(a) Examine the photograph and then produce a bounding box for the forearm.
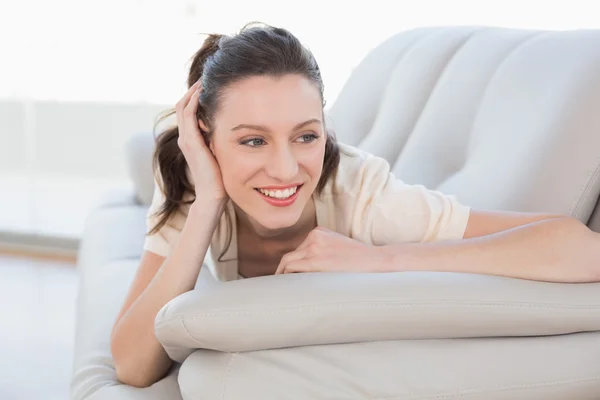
[112,201,225,386]
[380,217,600,283]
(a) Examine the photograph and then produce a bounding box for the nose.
[265,144,299,182]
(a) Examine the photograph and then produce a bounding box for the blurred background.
[0,0,598,399]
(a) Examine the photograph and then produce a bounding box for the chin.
[254,211,303,231]
[234,183,312,231]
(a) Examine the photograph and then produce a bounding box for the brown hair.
[147,22,341,247]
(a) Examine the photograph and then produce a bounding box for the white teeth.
[259,186,297,199]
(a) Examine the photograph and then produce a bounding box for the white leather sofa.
[71,26,600,400]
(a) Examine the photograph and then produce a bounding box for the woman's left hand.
[275,227,388,274]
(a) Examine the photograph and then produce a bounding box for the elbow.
[588,231,600,282]
[112,354,158,389]
[567,220,600,282]
[111,333,171,388]
[111,334,156,388]
[540,218,600,283]
[115,363,157,389]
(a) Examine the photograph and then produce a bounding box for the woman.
[110,23,600,388]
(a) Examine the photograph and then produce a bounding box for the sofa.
[71,26,600,400]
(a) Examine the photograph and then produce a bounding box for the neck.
[234,198,317,241]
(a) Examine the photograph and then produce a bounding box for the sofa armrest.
[72,237,183,399]
[155,271,600,360]
[124,131,156,207]
[72,355,181,400]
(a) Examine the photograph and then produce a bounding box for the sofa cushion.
[178,332,600,400]
[155,271,600,359]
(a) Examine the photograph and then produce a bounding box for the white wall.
[0,99,170,237]
[2,0,599,240]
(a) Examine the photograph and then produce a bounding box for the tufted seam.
[219,352,237,400]
[396,27,487,165]
[376,374,600,399]
[443,31,548,187]
[459,29,600,221]
[166,301,600,322]
[435,30,551,193]
[180,316,198,343]
[358,28,442,148]
[462,31,551,162]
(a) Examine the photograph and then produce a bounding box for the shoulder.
[319,143,472,244]
[315,142,394,237]
[324,142,392,197]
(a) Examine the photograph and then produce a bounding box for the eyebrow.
[231,118,322,133]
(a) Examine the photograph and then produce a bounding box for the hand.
[275,227,389,274]
[175,80,227,201]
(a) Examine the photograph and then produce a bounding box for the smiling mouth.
[254,184,302,200]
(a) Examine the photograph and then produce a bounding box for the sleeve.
[142,171,186,257]
[348,154,471,245]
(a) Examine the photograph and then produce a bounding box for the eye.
[296,133,319,143]
[241,138,266,147]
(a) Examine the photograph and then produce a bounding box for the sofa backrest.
[326,26,600,232]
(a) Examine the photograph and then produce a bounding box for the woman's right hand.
[175,80,228,202]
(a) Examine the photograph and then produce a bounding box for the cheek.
[298,144,326,178]
[216,151,260,190]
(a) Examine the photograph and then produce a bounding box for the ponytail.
[147,34,224,236]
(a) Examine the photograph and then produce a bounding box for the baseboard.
[0,231,79,263]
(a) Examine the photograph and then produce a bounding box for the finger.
[180,90,206,149]
[175,81,202,130]
[275,249,308,274]
[185,79,202,102]
[294,228,319,251]
[280,260,305,274]
[176,80,201,113]
[184,88,201,120]
[296,226,333,252]
[294,238,311,252]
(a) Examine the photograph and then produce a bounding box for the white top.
[143,143,471,282]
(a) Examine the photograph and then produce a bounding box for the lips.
[254,184,303,207]
[257,185,298,199]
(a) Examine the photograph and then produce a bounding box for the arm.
[379,210,600,283]
[110,201,225,388]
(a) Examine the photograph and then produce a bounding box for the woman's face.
[207,74,326,232]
